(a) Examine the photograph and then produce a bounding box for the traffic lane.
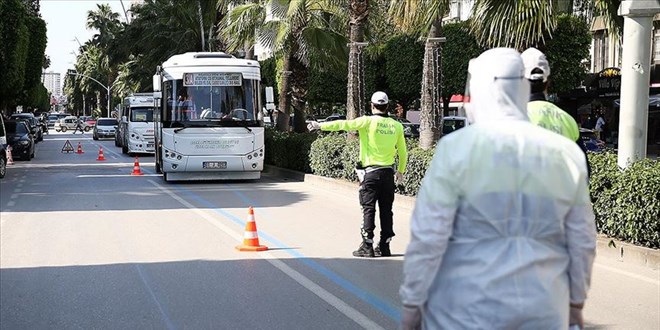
[0,206,370,329]
[1,141,307,213]
[583,256,660,329]
[163,176,409,325]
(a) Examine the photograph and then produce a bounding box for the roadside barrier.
[76,142,84,154]
[236,207,269,252]
[96,147,106,161]
[6,146,14,165]
[130,156,143,176]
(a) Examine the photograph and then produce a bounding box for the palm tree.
[346,0,369,120]
[222,0,347,132]
[389,0,449,150]
[470,0,622,50]
[86,4,122,50]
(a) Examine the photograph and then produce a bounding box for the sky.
[41,0,130,79]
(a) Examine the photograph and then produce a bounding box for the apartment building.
[41,71,61,97]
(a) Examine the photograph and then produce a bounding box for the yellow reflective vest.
[527,101,580,142]
[320,115,408,173]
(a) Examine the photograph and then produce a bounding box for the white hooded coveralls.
[400,48,596,329]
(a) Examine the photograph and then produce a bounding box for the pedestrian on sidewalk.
[399,48,596,330]
[521,47,591,177]
[308,92,408,258]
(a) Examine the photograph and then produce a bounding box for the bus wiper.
[237,122,252,132]
[174,126,188,133]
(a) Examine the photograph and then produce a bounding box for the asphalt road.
[0,131,658,329]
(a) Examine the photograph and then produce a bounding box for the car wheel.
[93,134,98,140]
[84,126,91,132]
[155,159,162,174]
[0,155,6,178]
[55,129,61,132]
[122,145,128,154]
[61,126,67,132]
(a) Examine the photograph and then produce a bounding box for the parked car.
[10,113,43,142]
[323,114,346,122]
[5,120,35,160]
[0,116,7,178]
[93,118,118,140]
[80,116,97,127]
[579,128,606,152]
[391,116,420,138]
[55,116,91,132]
[441,116,470,136]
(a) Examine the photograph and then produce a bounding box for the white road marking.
[7,201,15,207]
[10,194,18,199]
[77,174,161,178]
[594,263,660,286]
[149,180,384,330]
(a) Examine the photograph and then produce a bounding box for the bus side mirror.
[153,74,161,92]
[122,116,127,122]
[153,91,162,99]
[265,87,274,103]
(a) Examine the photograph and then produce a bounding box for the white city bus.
[116,93,156,155]
[152,52,264,182]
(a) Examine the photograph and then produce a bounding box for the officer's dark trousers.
[358,168,395,243]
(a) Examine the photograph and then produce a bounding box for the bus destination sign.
[183,72,242,87]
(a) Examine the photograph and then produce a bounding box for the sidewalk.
[265,165,660,271]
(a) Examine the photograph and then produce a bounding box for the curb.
[596,235,660,270]
[265,165,660,270]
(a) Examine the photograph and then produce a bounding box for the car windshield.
[161,76,260,128]
[442,119,465,135]
[97,119,117,126]
[6,122,28,135]
[48,115,57,120]
[130,107,153,122]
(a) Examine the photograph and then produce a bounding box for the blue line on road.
[170,185,401,323]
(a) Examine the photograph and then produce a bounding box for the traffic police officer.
[309,91,408,257]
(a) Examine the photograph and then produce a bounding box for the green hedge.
[264,128,317,173]
[265,133,660,248]
[589,152,660,248]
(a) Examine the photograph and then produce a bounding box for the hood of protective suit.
[465,48,529,123]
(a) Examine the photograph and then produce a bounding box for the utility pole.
[617,0,660,168]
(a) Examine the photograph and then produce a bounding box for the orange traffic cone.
[96,147,106,161]
[76,142,84,154]
[6,146,14,165]
[130,156,143,175]
[236,207,268,252]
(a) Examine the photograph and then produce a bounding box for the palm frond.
[470,0,556,50]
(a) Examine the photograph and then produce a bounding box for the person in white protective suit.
[399,48,596,330]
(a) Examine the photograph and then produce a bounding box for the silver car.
[93,118,118,140]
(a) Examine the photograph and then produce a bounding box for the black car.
[10,113,43,142]
[391,117,420,138]
[5,120,35,161]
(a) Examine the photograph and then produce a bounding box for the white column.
[617,0,660,168]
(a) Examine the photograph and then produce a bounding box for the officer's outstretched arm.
[319,117,368,132]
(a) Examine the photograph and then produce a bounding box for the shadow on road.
[0,258,403,330]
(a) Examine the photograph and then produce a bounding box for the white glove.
[395,171,404,185]
[569,305,584,329]
[401,305,422,330]
[307,121,321,131]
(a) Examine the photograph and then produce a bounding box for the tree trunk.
[290,57,308,133]
[276,52,293,132]
[419,18,443,150]
[346,0,369,121]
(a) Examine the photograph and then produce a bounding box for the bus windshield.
[131,107,154,122]
[161,78,259,127]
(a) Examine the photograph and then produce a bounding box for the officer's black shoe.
[352,242,375,258]
[374,242,391,257]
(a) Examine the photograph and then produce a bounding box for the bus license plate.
[203,161,227,169]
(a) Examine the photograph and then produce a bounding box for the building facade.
[41,71,61,97]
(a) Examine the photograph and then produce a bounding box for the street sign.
[61,140,74,153]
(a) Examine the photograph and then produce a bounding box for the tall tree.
[346,0,369,121]
[389,0,449,149]
[223,0,347,132]
[470,0,622,50]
